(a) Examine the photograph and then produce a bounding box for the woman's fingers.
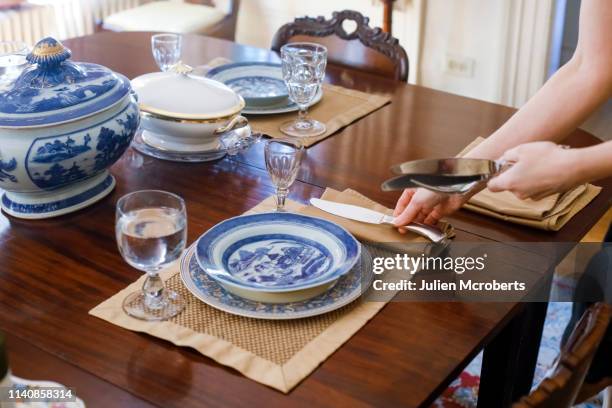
[500,145,521,163]
[393,200,423,227]
[423,207,443,225]
[393,189,415,216]
[487,170,514,192]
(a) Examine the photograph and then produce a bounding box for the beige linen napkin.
[460,137,601,231]
[200,58,391,147]
[90,190,440,393]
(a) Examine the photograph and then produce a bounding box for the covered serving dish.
[131,63,248,159]
[0,37,139,219]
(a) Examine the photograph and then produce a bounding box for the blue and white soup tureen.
[0,37,139,219]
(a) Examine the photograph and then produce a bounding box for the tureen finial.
[27,37,71,68]
[170,61,193,76]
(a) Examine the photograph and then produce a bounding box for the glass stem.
[276,187,288,212]
[298,106,308,122]
[142,271,166,310]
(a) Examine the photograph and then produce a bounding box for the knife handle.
[382,215,447,243]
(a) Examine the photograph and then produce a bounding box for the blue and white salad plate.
[206,62,323,115]
[195,212,361,302]
[181,242,372,319]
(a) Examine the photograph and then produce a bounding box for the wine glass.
[151,34,182,72]
[116,190,187,321]
[280,42,327,138]
[264,139,304,211]
[0,41,28,82]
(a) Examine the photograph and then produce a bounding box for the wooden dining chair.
[513,303,612,408]
[271,9,409,82]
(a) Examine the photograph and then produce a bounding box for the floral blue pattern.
[25,106,138,190]
[0,157,18,183]
[181,244,372,319]
[225,76,288,98]
[196,212,361,292]
[224,235,332,287]
[0,37,131,128]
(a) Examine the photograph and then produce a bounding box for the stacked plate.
[180,212,371,319]
[206,62,323,115]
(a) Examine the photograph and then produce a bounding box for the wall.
[418,0,509,103]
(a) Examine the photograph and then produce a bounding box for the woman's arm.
[465,0,612,161]
[393,0,612,227]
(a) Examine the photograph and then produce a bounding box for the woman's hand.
[392,188,471,229]
[487,142,583,200]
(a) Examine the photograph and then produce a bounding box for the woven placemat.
[90,197,399,393]
[248,84,390,147]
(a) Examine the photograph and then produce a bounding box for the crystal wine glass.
[0,41,28,81]
[151,33,182,72]
[264,139,304,211]
[280,42,327,138]
[116,190,187,321]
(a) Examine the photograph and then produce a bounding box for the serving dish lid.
[0,37,131,128]
[131,63,245,120]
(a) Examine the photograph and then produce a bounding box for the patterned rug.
[432,302,602,408]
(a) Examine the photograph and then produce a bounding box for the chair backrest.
[271,10,409,82]
[513,303,612,408]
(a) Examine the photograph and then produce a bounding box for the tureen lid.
[0,37,131,128]
[131,63,244,120]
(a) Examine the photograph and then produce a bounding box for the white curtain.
[23,0,143,40]
[0,4,55,45]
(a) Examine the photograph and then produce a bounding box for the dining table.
[0,31,610,408]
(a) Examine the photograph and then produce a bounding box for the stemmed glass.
[151,34,182,72]
[280,42,328,138]
[116,190,187,321]
[0,41,28,81]
[264,139,304,211]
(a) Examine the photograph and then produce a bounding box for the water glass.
[0,41,28,81]
[151,33,182,72]
[280,42,327,138]
[116,190,187,321]
[264,139,304,211]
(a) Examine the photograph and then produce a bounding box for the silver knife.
[309,198,447,243]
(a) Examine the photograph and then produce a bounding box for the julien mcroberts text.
[371,254,526,292]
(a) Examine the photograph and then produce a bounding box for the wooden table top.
[0,32,610,408]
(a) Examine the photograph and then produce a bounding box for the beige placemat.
[89,189,436,393]
[201,58,391,147]
[249,84,390,147]
[459,137,601,231]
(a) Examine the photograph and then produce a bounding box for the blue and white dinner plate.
[206,62,323,115]
[181,242,372,319]
[195,212,361,294]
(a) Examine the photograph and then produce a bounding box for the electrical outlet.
[443,54,475,78]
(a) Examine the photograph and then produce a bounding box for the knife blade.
[309,198,447,243]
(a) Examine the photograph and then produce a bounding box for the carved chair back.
[272,10,409,82]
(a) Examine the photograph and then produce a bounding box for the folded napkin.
[299,188,454,242]
[460,137,601,231]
